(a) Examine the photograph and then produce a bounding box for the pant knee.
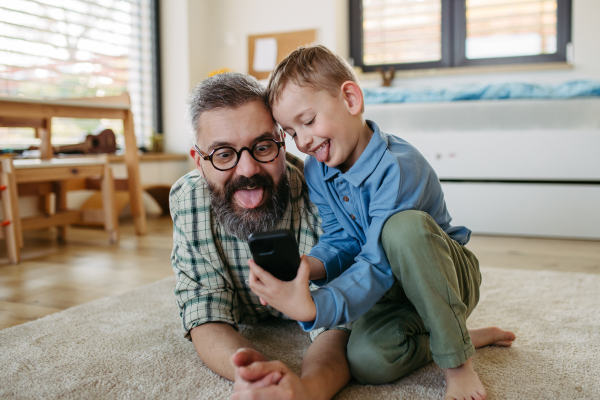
[347,333,429,384]
[347,337,399,384]
[381,211,437,276]
[382,210,431,251]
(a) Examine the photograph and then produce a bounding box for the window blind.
[362,0,442,66]
[466,0,558,59]
[0,0,154,148]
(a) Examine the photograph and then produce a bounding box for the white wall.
[159,0,191,155]
[190,0,348,84]
[567,0,600,80]
[160,0,349,156]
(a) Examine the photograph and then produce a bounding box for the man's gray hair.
[187,72,269,142]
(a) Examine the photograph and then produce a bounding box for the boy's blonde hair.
[267,44,363,111]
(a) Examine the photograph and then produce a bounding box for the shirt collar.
[322,120,388,187]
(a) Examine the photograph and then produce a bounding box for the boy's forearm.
[190,322,258,380]
[301,329,351,400]
[307,256,327,280]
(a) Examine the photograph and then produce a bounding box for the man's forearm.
[301,329,351,400]
[190,322,258,381]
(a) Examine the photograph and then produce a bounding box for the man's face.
[190,100,289,239]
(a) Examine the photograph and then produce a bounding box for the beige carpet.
[1,266,599,400]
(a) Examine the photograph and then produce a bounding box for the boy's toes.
[470,327,516,348]
[493,330,516,346]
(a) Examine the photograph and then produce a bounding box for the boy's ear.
[340,81,364,116]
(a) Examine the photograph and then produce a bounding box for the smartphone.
[248,229,301,282]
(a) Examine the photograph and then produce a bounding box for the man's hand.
[231,360,313,400]
[248,255,317,322]
[231,348,282,393]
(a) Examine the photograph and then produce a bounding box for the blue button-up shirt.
[301,120,471,331]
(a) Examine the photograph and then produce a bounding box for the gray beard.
[207,172,291,241]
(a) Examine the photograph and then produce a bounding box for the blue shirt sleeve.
[305,157,361,285]
[301,158,408,330]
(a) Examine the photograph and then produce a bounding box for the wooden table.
[0,96,146,235]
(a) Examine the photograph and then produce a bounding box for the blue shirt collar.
[322,120,388,187]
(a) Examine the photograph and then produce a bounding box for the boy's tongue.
[315,141,330,163]
[234,188,264,209]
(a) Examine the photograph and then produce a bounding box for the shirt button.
[343,196,349,202]
[350,214,356,220]
[245,279,250,285]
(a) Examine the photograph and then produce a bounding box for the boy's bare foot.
[442,328,515,399]
[469,326,516,348]
[443,358,486,400]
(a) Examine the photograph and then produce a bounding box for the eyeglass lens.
[211,139,280,170]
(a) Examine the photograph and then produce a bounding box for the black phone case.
[248,229,301,281]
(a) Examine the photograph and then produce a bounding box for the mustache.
[223,174,274,197]
[207,172,291,241]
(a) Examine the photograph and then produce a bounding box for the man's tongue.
[315,141,330,163]
[234,188,264,209]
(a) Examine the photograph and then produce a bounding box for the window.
[350,0,572,71]
[0,0,161,151]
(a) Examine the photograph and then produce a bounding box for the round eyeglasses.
[194,138,285,171]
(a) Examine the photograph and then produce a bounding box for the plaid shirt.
[170,154,322,339]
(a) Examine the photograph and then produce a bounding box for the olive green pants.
[347,210,482,384]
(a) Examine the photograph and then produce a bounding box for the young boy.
[248,45,515,400]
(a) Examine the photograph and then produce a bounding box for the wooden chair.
[0,156,22,264]
[1,156,119,264]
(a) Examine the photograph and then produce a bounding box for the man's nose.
[235,148,261,178]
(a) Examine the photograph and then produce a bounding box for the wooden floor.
[1,217,599,330]
[0,217,174,330]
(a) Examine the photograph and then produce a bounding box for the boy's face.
[273,83,363,172]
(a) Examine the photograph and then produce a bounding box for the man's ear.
[340,81,364,116]
[276,125,286,142]
[189,146,204,178]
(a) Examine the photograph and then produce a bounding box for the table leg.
[38,118,55,220]
[6,161,22,249]
[39,118,53,160]
[102,164,119,243]
[123,110,147,235]
[54,181,68,242]
[39,194,52,216]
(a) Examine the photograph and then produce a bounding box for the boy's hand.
[248,255,317,322]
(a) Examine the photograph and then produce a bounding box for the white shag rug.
[1,267,599,400]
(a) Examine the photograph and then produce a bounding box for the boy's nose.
[235,148,261,178]
[296,132,313,152]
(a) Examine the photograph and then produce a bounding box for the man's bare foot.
[469,327,516,348]
[444,358,486,400]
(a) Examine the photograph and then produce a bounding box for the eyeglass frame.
[194,136,286,172]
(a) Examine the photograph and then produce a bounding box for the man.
[170,72,351,399]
